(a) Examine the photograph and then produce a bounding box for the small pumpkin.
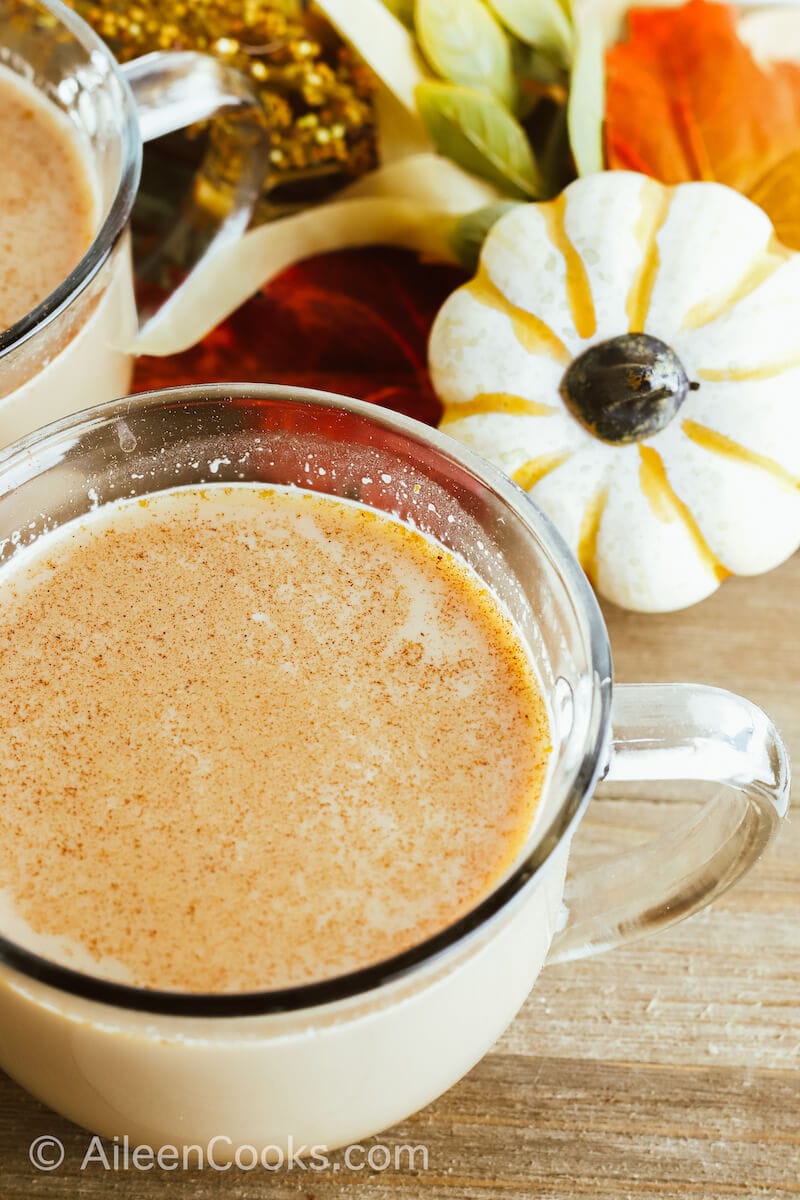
[429,171,800,612]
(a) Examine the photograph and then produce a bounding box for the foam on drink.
[0,64,97,332]
[0,484,551,993]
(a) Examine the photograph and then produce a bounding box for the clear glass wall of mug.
[0,384,788,1151]
[0,0,268,447]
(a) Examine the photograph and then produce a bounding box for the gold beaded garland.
[69,0,378,201]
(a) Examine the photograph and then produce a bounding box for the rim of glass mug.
[0,383,615,1020]
[0,0,141,361]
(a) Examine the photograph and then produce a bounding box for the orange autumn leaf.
[134,249,464,426]
[605,0,800,248]
[747,149,800,251]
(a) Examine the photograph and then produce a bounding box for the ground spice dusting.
[0,484,550,993]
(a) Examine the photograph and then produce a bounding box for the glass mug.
[0,384,788,1154]
[0,0,268,447]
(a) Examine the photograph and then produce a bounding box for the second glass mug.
[0,0,269,447]
[0,383,789,1154]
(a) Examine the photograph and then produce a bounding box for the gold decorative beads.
[69,0,378,203]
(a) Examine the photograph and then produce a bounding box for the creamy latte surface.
[0,484,550,992]
[0,64,97,332]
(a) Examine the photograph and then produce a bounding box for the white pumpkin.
[429,171,800,612]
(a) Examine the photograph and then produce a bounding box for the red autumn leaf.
[605,0,800,247]
[133,248,466,427]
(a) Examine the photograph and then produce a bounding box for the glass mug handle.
[549,683,790,963]
[120,52,270,343]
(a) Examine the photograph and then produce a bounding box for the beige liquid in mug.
[0,64,134,445]
[0,484,551,994]
[0,64,97,332]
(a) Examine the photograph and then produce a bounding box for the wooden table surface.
[0,553,797,1198]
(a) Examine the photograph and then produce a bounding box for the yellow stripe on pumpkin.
[539,193,597,341]
[512,452,572,492]
[638,445,729,582]
[681,237,791,332]
[626,180,673,333]
[682,419,800,493]
[465,273,570,363]
[440,393,557,427]
[577,487,609,585]
[697,354,800,382]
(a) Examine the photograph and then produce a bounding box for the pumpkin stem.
[560,333,692,444]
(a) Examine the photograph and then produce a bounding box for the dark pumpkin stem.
[560,333,693,445]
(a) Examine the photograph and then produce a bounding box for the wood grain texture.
[0,553,796,1198]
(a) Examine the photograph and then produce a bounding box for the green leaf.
[487,0,574,65]
[381,0,415,28]
[415,0,516,109]
[448,201,521,271]
[416,80,542,199]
